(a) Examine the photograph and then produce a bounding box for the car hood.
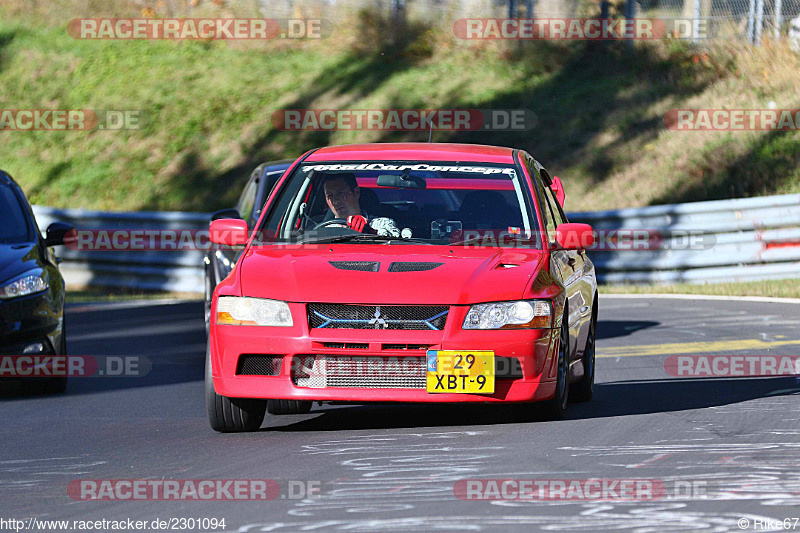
[0,243,41,285]
[239,245,545,305]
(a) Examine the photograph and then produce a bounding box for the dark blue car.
[0,170,72,393]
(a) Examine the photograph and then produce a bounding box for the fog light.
[22,342,46,355]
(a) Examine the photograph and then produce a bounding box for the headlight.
[463,300,551,329]
[0,270,49,300]
[216,297,293,327]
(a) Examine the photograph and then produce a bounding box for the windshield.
[256,161,540,248]
[0,185,34,244]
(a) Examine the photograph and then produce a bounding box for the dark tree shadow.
[0,29,15,72]
[139,34,723,212]
[596,320,659,340]
[27,161,72,198]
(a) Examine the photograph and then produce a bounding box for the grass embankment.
[1,1,799,213]
[601,280,800,299]
[65,287,201,303]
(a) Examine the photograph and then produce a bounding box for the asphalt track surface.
[2,295,800,532]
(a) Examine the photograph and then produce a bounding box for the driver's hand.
[347,215,368,232]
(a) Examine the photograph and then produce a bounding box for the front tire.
[540,316,570,420]
[570,313,596,402]
[205,346,266,432]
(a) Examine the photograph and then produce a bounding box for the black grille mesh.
[308,304,449,330]
[292,355,426,389]
[236,355,283,376]
[329,261,380,272]
[388,262,444,272]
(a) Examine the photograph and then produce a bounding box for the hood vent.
[329,261,380,272]
[388,262,444,272]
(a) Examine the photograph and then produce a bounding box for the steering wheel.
[312,218,350,230]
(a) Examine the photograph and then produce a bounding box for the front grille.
[308,304,449,330]
[329,261,380,272]
[388,262,444,272]
[292,355,426,389]
[236,355,283,376]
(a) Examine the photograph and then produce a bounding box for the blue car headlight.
[0,270,49,300]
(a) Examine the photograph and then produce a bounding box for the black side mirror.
[44,222,73,247]
[211,208,242,221]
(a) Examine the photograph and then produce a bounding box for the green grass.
[1,5,800,212]
[601,280,800,299]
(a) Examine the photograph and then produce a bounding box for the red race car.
[206,143,598,432]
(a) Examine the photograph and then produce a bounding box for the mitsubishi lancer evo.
[205,143,598,432]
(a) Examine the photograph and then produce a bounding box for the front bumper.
[210,303,559,403]
[0,290,63,356]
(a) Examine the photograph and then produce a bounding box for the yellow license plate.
[426,350,494,394]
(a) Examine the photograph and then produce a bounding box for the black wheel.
[205,346,267,432]
[267,399,313,415]
[540,315,570,420]
[570,313,596,403]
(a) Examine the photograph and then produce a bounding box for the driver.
[322,173,400,237]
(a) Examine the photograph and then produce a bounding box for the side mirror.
[555,223,595,250]
[551,176,565,207]
[44,222,74,247]
[211,208,242,221]
[209,219,249,246]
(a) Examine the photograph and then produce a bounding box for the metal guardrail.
[570,193,800,284]
[32,206,209,293]
[33,193,800,293]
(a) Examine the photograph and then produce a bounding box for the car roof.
[261,159,294,173]
[305,143,516,164]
